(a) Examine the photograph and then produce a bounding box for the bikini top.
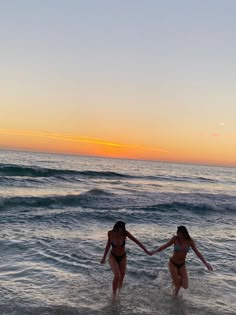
[111,239,126,248]
[174,243,190,253]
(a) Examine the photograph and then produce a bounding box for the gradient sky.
[1,0,236,166]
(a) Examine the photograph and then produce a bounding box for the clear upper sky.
[1,0,236,166]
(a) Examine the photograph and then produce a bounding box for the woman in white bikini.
[101,221,151,298]
[151,225,213,295]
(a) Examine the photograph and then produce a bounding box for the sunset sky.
[1,1,236,166]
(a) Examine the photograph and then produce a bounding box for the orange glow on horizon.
[0,128,235,167]
[0,127,168,157]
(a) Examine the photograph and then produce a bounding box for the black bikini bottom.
[111,252,126,263]
[170,258,185,269]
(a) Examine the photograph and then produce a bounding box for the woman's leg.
[118,255,127,291]
[168,259,181,295]
[179,264,189,290]
[109,254,121,297]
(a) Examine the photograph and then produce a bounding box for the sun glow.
[0,128,168,160]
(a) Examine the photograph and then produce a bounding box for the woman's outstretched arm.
[100,231,112,264]
[151,236,176,255]
[191,241,213,271]
[126,231,151,255]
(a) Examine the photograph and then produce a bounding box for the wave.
[146,174,217,183]
[0,176,46,187]
[0,163,227,185]
[0,189,116,210]
[141,201,216,213]
[80,188,114,196]
[0,164,132,179]
[0,191,235,214]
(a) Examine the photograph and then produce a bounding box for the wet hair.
[177,226,192,241]
[113,221,126,234]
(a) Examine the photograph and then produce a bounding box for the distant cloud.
[0,128,168,153]
[209,133,236,139]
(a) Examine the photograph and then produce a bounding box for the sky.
[0,0,236,167]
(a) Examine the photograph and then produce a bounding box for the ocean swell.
[0,164,132,180]
[0,191,235,214]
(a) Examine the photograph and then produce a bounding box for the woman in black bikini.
[151,226,213,295]
[101,221,151,297]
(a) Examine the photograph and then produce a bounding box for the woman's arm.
[151,236,176,255]
[126,231,151,255]
[100,231,112,264]
[191,241,213,271]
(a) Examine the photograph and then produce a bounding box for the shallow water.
[0,150,235,314]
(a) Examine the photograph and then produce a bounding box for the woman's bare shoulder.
[172,235,177,242]
[125,230,130,236]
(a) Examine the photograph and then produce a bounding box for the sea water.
[0,149,235,315]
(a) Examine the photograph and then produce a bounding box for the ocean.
[0,149,235,315]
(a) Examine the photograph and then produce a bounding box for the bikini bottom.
[111,252,126,264]
[170,258,185,269]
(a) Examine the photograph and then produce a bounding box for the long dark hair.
[113,221,126,235]
[177,226,192,241]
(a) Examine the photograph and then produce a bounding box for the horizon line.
[0,146,235,169]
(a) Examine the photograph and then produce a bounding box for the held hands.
[149,249,159,256]
[144,248,152,256]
